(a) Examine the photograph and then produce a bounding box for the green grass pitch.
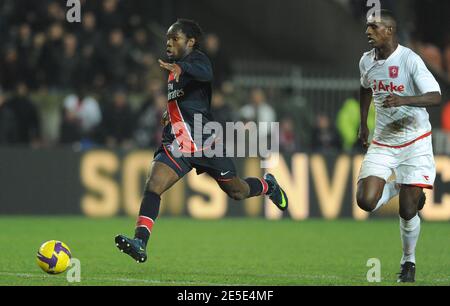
[0,217,448,286]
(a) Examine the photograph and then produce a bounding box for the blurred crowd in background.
[0,0,449,154]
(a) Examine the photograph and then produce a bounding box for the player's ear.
[187,38,195,48]
[388,26,393,34]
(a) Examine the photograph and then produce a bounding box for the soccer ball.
[36,240,72,274]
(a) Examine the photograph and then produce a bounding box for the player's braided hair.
[173,18,204,49]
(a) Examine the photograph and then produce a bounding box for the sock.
[399,214,421,265]
[134,191,161,246]
[373,181,400,212]
[244,178,269,197]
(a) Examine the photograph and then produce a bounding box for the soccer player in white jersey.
[357,10,441,283]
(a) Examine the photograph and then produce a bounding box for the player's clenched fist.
[161,110,169,126]
[358,125,370,149]
[383,93,406,108]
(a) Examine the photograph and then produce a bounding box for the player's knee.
[399,206,417,221]
[145,178,164,196]
[400,195,421,220]
[356,194,378,212]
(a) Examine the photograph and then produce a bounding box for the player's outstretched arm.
[159,57,213,83]
[383,92,441,108]
[176,59,213,82]
[359,86,373,149]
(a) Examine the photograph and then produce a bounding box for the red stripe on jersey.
[404,184,433,190]
[167,100,197,153]
[136,216,154,233]
[372,131,432,149]
[168,72,175,82]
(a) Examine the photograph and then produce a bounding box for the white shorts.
[358,135,435,189]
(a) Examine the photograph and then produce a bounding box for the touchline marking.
[97,277,251,286]
[1,272,448,284]
[0,271,346,284]
[0,272,252,286]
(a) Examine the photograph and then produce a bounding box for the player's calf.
[417,191,426,211]
[218,177,263,201]
[226,189,248,201]
[399,195,422,220]
[217,176,288,211]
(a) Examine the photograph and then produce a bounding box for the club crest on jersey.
[389,66,399,78]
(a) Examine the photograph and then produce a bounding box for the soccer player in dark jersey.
[115,19,288,263]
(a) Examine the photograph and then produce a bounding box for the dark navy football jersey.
[163,49,216,153]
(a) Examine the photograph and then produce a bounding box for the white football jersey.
[359,45,441,146]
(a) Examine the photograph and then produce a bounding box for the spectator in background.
[61,87,102,147]
[279,117,298,154]
[16,23,33,47]
[59,33,79,90]
[134,92,166,149]
[211,89,235,148]
[59,100,82,145]
[15,24,33,77]
[144,78,165,99]
[119,1,145,34]
[240,88,276,137]
[42,22,64,88]
[70,12,105,92]
[0,47,25,91]
[101,28,131,87]
[211,89,235,128]
[79,0,98,13]
[98,0,123,34]
[76,11,101,48]
[441,100,450,155]
[0,0,174,94]
[29,32,47,89]
[74,44,101,93]
[311,113,341,153]
[43,1,66,25]
[418,43,444,75]
[442,101,450,132]
[129,28,157,91]
[204,33,231,88]
[102,88,135,149]
[5,82,41,146]
[0,89,18,144]
[444,43,450,81]
[130,28,154,62]
[336,96,375,152]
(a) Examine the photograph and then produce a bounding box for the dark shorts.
[154,144,237,181]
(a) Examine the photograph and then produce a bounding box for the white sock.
[373,181,400,212]
[400,215,421,265]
